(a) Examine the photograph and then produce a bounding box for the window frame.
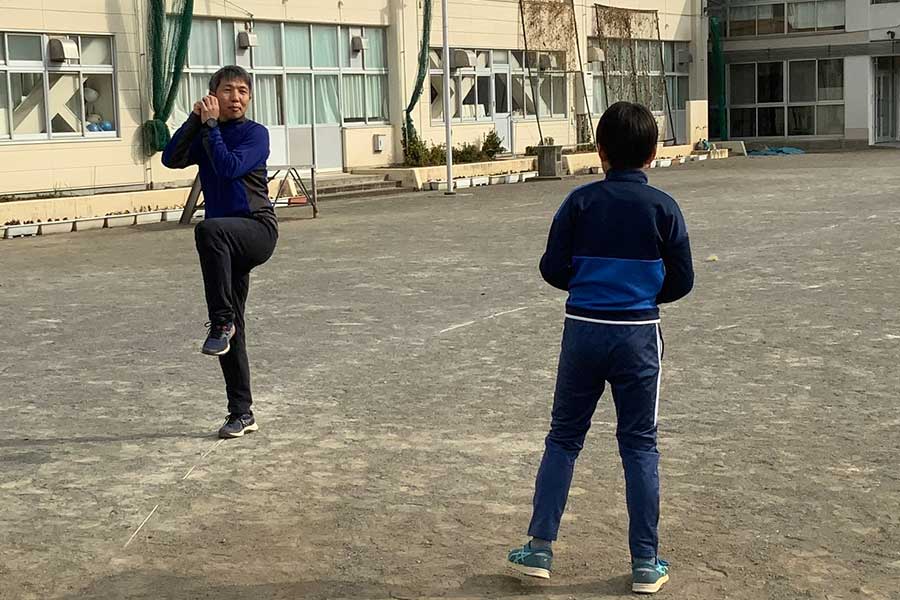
[0,31,119,144]
[726,0,845,38]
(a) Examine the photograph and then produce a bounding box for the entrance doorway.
[874,57,899,143]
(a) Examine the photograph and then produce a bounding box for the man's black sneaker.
[202,322,235,356]
[218,414,258,439]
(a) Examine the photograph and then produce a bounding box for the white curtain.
[285,24,310,68]
[817,0,844,29]
[313,26,338,69]
[254,75,281,126]
[286,74,312,126]
[253,22,282,67]
[367,75,388,120]
[189,20,219,66]
[81,36,112,65]
[788,2,817,31]
[315,75,340,124]
[343,74,366,121]
[366,28,386,69]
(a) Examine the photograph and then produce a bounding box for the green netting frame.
[402,0,432,162]
[142,0,194,156]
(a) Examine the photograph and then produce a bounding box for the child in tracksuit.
[507,102,694,594]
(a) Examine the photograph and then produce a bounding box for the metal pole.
[441,0,455,195]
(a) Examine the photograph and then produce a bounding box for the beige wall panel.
[343,126,397,168]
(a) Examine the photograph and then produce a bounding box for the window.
[727,1,844,37]
[367,74,388,120]
[314,74,340,124]
[343,74,366,123]
[366,28,386,69]
[286,74,312,125]
[429,46,562,122]
[0,31,118,142]
[253,74,283,125]
[818,59,843,101]
[789,61,816,102]
[727,58,845,138]
[730,7,757,36]
[788,2,817,33]
[177,22,391,128]
[253,22,282,67]
[312,25,338,69]
[190,19,219,67]
[285,24,311,68]
[758,62,783,103]
[730,64,756,104]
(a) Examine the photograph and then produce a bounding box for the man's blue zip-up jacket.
[162,113,276,227]
[540,169,694,323]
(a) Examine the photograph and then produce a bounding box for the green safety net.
[402,0,432,161]
[142,0,194,156]
[709,16,727,141]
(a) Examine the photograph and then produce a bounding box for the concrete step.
[315,174,388,189]
[317,180,401,195]
[315,186,416,202]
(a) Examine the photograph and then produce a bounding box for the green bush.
[482,130,505,159]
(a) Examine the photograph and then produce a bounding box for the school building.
[0,0,709,216]
[709,0,900,146]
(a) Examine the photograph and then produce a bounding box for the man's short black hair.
[208,65,252,94]
[596,102,659,170]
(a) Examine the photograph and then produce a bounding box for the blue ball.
[87,123,100,132]
[100,121,114,131]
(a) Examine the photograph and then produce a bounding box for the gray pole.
[441,0,455,194]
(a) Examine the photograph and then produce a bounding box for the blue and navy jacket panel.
[162,114,276,227]
[539,169,694,322]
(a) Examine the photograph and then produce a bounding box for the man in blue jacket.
[506,102,694,594]
[162,66,277,439]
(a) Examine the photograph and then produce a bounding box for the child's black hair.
[596,102,659,170]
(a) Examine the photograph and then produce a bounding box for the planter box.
[505,173,521,184]
[521,171,537,182]
[39,221,74,235]
[589,166,602,175]
[4,223,39,238]
[677,156,688,164]
[162,209,184,222]
[454,178,472,189]
[658,159,673,168]
[135,212,162,225]
[489,175,507,185]
[74,217,105,231]
[105,215,135,228]
[471,175,489,187]
[193,210,205,220]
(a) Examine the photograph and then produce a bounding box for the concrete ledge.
[354,157,537,191]
[562,144,700,175]
[0,188,191,225]
[716,141,748,157]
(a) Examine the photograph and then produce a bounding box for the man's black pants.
[195,217,277,416]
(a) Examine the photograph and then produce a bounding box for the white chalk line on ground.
[124,438,224,550]
[438,305,533,335]
[123,504,159,549]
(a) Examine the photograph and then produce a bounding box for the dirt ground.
[1,150,898,600]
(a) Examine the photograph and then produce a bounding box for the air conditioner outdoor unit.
[676,49,693,66]
[49,37,80,62]
[238,30,258,49]
[450,49,476,69]
[351,35,369,54]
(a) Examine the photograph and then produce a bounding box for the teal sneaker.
[507,541,552,579]
[632,557,669,594]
